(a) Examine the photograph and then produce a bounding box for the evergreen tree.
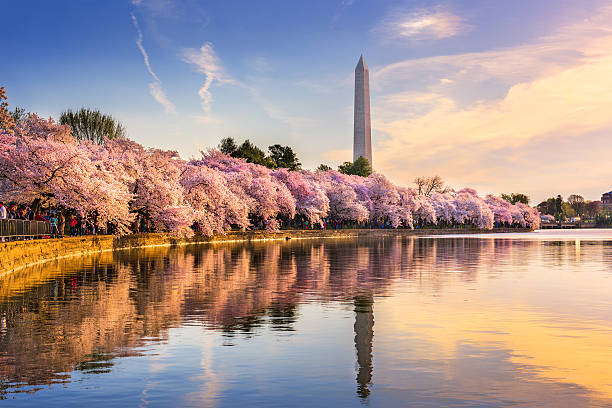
[338,156,372,177]
[60,108,126,144]
[232,140,275,168]
[219,137,238,155]
[268,144,301,170]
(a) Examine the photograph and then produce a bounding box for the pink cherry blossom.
[0,118,540,235]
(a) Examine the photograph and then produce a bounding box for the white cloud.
[131,13,176,114]
[149,82,176,114]
[363,5,612,201]
[374,7,472,41]
[131,13,160,82]
[182,43,235,113]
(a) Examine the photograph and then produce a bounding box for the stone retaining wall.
[0,228,531,277]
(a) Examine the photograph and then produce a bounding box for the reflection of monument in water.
[354,294,374,399]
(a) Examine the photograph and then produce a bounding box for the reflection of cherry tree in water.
[0,236,519,395]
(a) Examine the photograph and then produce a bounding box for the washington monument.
[353,55,372,165]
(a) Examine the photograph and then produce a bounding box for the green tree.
[232,140,275,168]
[220,138,302,170]
[268,144,301,170]
[338,156,372,177]
[501,193,530,205]
[562,202,576,218]
[317,164,332,171]
[585,200,601,218]
[60,108,126,144]
[537,198,556,215]
[555,195,563,220]
[567,194,586,216]
[219,137,238,155]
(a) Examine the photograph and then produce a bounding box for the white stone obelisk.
[353,55,372,166]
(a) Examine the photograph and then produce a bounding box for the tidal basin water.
[1,230,612,407]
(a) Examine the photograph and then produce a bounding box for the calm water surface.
[1,230,612,407]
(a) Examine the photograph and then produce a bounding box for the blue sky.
[3,0,611,202]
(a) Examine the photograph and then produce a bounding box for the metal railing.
[0,219,52,240]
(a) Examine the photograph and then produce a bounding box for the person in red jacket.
[69,215,78,236]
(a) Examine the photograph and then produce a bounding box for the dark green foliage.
[338,156,372,177]
[232,140,275,167]
[317,164,332,171]
[268,144,301,171]
[537,195,563,219]
[555,195,563,217]
[585,200,600,218]
[219,138,302,170]
[60,108,126,144]
[501,193,530,205]
[219,137,238,155]
[538,194,602,221]
[338,161,352,174]
[537,197,557,215]
[567,194,585,216]
[596,210,612,227]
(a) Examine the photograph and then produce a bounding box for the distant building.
[601,191,612,210]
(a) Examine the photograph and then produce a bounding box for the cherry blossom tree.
[0,110,541,236]
[429,192,457,226]
[453,188,494,229]
[0,115,133,232]
[516,202,541,229]
[366,173,404,227]
[313,171,368,223]
[181,161,250,235]
[402,188,436,226]
[272,168,329,226]
[199,150,296,230]
[485,195,514,226]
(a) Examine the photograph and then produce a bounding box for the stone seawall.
[0,228,531,277]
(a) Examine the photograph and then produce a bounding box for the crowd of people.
[0,202,109,239]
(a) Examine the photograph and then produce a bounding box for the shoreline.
[0,228,532,278]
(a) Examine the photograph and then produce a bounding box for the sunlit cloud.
[374,7,472,41]
[130,12,176,114]
[181,42,235,114]
[148,82,176,114]
[369,6,612,201]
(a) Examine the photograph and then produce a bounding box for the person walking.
[50,214,59,236]
[58,212,65,237]
[69,215,77,236]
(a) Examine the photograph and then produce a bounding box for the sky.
[2,0,611,203]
